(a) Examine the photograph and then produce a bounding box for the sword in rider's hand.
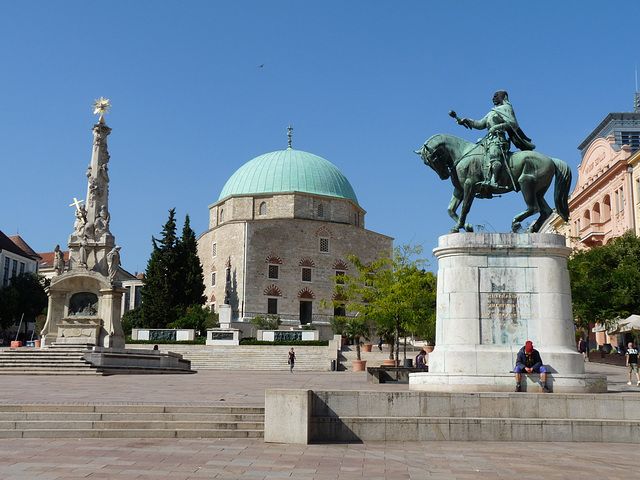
[448,110,471,129]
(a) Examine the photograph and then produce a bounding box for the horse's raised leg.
[447,189,463,233]
[511,175,540,233]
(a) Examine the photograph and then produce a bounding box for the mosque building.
[196,129,393,327]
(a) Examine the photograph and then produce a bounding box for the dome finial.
[287,124,293,149]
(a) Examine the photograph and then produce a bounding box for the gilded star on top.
[92,97,111,119]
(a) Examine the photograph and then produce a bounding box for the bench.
[367,366,428,383]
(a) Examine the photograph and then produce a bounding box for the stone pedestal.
[410,233,606,393]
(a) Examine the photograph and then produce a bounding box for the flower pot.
[362,344,372,352]
[382,359,400,366]
[352,360,367,371]
[34,340,41,348]
[425,346,435,354]
[10,341,22,348]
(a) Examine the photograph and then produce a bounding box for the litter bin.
[331,360,336,371]
[404,358,413,368]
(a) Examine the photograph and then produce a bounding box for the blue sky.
[1,1,638,273]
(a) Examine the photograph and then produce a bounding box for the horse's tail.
[552,158,572,221]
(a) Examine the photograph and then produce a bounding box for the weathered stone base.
[409,372,607,393]
[265,389,640,444]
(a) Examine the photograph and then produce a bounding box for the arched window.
[583,210,590,226]
[317,204,324,218]
[259,202,267,216]
[220,209,225,222]
[592,203,600,224]
[602,195,611,221]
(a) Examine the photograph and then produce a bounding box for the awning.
[605,314,640,335]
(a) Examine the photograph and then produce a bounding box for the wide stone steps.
[0,405,264,439]
[134,345,331,371]
[0,348,101,375]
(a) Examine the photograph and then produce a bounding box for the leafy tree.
[569,230,640,333]
[0,273,49,335]
[121,305,144,336]
[342,316,374,361]
[169,306,219,337]
[141,210,206,329]
[250,315,282,331]
[323,245,437,364]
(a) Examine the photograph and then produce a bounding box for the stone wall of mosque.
[198,194,392,322]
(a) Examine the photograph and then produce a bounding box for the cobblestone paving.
[0,360,637,479]
[0,438,637,479]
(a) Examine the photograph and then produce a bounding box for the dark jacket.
[515,346,543,370]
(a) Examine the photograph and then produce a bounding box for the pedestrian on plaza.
[514,341,551,393]
[378,337,383,352]
[578,337,587,361]
[287,347,296,373]
[625,342,640,386]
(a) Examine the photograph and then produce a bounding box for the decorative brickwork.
[265,254,282,264]
[332,260,349,270]
[299,257,315,267]
[315,226,333,239]
[263,284,282,297]
[298,287,315,299]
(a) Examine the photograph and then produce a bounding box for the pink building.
[549,94,640,348]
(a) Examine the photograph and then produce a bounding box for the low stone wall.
[264,389,640,444]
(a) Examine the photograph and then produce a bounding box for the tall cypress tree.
[141,208,178,328]
[176,214,206,308]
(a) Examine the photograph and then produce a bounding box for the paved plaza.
[0,361,638,479]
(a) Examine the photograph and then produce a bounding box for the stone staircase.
[0,346,101,375]
[132,344,332,371]
[0,404,264,439]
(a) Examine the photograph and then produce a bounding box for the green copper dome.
[218,148,359,204]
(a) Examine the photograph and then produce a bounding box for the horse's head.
[415,137,450,180]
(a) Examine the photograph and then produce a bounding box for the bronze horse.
[416,134,571,233]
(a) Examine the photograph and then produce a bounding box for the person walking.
[287,347,296,373]
[625,342,640,386]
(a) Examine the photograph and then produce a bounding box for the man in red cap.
[514,341,550,393]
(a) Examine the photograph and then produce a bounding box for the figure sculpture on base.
[107,245,121,283]
[416,91,571,233]
[453,90,535,195]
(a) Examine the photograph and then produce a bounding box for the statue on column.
[107,245,121,283]
[53,245,65,276]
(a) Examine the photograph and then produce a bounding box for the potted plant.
[343,317,373,371]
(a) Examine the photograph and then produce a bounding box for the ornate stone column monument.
[41,98,125,348]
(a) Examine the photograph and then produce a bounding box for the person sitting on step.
[514,341,550,393]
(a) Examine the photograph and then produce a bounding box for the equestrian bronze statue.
[416,90,571,234]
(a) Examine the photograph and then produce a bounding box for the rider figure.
[457,90,535,191]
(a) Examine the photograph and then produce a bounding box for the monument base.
[409,372,607,393]
[426,233,607,393]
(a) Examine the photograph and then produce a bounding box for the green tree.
[141,209,207,329]
[141,209,179,328]
[0,273,49,335]
[342,316,374,361]
[169,306,219,337]
[569,230,640,333]
[323,245,437,364]
[121,305,144,336]
[176,214,206,308]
